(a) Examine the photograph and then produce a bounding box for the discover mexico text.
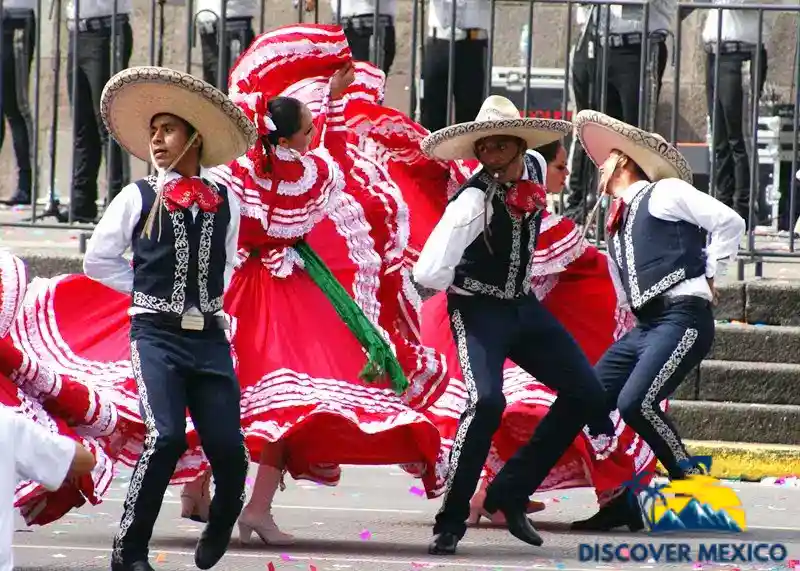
[579,542,788,564]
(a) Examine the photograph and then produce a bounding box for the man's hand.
[304,0,316,12]
[706,277,719,306]
[330,62,356,100]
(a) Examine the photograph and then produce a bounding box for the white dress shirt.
[83,169,241,316]
[330,0,396,17]
[194,0,258,23]
[66,0,132,19]
[0,408,76,571]
[427,0,490,31]
[610,179,745,306]
[577,0,673,37]
[413,150,548,292]
[702,0,770,45]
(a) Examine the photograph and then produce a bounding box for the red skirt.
[227,180,445,492]
[421,216,659,500]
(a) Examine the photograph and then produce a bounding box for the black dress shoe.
[483,496,544,547]
[195,523,235,570]
[571,490,645,532]
[428,532,459,555]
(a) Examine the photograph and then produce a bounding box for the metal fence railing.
[0,0,798,273]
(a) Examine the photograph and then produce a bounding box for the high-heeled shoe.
[181,472,211,523]
[237,509,295,545]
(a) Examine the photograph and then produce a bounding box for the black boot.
[571,489,645,532]
[195,522,234,569]
[428,532,459,555]
[2,169,31,206]
[484,497,543,547]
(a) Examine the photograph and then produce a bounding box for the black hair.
[535,140,562,164]
[265,97,305,148]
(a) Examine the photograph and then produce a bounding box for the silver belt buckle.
[180,308,205,331]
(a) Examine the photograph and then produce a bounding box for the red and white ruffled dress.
[207,23,449,490]
[0,250,122,525]
[345,102,660,502]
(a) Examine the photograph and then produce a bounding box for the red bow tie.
[606,197,627,236]
[505,180,547,215]
[163,178,223,213]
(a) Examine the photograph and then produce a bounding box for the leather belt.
[430,26,487,41]
[132,312,228,332]
[704,40,759,55]
[601,31,667,48]
[634,295,711,321]
[68,13,130,32]
[340,14,393,30]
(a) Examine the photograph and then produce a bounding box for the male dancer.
[414,95,614,555]
[570,110,745,530]
[83,66,257,571]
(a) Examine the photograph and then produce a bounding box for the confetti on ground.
[309,566,317,571]
[409,485,425,496]
[619,547,630,557]
[52,554,66,558]
[693,564,704,570]
[156,552,166,563]
[556,563,566,570]
[267,563,276,571]
[359,529,372,540]
[280,553,294,561]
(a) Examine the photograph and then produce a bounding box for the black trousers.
[1,9,35,198]
[565,40,668,224]
[435,293,610,538]
[199,17,256,93]
[594,296,715,479]
[67,16,133,220]
[420,36,487,132]
[705,46,768,225]
[112,317,248,566]
[342,15,396,75]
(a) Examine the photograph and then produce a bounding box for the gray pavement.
[11,466,800,571]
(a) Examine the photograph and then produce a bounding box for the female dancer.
[0,249,123,526]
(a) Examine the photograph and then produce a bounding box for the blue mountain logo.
[650,498,743,533]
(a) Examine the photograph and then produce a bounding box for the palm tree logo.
[640,481,669,528]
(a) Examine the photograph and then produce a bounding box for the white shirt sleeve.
[12,414,77,491]
[412,186,492,291]
[649,179,746,279]
[83,183,142,293]
[225,192,242,292]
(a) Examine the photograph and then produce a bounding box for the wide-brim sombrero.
[101,66,257,167]
[420,95,572,161]
[574,110,693,184]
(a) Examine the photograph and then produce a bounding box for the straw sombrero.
[420,95,572,161]
[101,66,257,167]
[574,110,693,184]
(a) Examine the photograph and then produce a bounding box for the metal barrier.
[0,0,798,274]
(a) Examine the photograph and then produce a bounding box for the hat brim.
[421,118,572,161]
[101,67,257,167]
[574,110,693,184]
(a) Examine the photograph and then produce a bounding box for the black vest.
[451,153,544,299]
[131,176,231,317]
[607,183,708,310]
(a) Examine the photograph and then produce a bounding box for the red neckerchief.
[163,178,223,213]
[606,197,627,236]
[505,180,547,216]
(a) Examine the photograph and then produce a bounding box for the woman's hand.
[330,62,356,100]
